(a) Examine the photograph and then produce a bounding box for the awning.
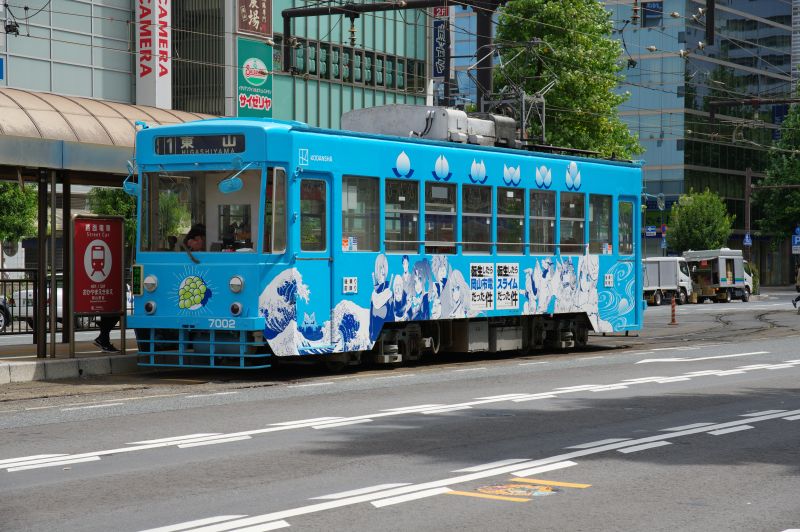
[0,87,214,174]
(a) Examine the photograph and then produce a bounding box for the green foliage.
[86,187,137,251]
[494,0,642,158]
[0,182,37,242]
[666,189,733,252]
[754,103,800,239]
[157,192,190,239]
[749,261,760,294]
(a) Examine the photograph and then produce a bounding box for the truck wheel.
[678,289,687,305]
[742,287,750,302]
[653,291,662,306]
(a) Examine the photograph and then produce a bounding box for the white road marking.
[476,394,530,400]
[186,518,290,532]
[654,377,692,383]
[185,392,239,399]
[566,438,631,449]
[61,403,123,411]
[452,459,531,473]
[288,382,334,388]
[178,436,252,449]
[783,415,800,421]
[139,515,247,532]
[708,425,754,436]
[130,434,222,445]
[511,460,578,477]
[590,385,629,392]
[618,441,672,454]
[511,394,557,402]
[582,356,605,360]
[555,384,605,391]
[374,374,414,380]
[0,454,66,466]
[381,405,443,412]
[312,483,412,500]
[421,406,473,414]
[661,423,715,432]
[371,487,452,508]
[228,520,291,532]
[311,419,373,429]
[637,351,769,364]
[452,367,486,372]
[8,456,101,472]
[517,361,549,366]
[270,417,341,426]
[742,410,786,417]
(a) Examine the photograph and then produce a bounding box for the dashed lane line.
[708,425,754,436]
[618,441,672,454]
[371,487,453,508]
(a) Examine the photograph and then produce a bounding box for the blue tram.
[127,107,643,369]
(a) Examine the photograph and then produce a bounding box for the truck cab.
[643,257,693,306]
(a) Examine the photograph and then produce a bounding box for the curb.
[0,354,139,384]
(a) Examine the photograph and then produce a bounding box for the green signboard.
[237,37,273,117]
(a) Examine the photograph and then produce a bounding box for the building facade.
[606,0,795,284]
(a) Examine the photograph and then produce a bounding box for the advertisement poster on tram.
[73,216,124,315]
[237,37,273,118]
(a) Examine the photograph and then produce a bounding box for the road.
[0,289,799,531]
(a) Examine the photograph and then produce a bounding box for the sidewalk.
[0,338,139,385]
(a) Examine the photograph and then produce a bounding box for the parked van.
[643,257,693,305]
[683,248,750,303]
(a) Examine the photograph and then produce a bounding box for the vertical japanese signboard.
[237,37,273,117]
[432,18,448,80]
[136,0,172,109]
[73,216,124,315]
[470,263,495,311]
[237,0,272,37]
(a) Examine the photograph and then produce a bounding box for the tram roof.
[163,116,643,169]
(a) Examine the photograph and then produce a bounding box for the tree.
[86,187,137,253]
[754,103,800,240]
[0,182,37,243]
[494,0,642,158]
[666,189,733,252]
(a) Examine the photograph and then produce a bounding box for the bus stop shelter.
[0,87,211,357]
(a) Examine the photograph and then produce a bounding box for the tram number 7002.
[208,319,237,329]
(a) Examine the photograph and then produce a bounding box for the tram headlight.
[144,301,156,314]
[229,275,244,293]
[230,302,242,316]
[143,275,158,292]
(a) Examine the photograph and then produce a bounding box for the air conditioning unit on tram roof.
[341,105,522,149]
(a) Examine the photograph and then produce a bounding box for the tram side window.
[589,194,612,254]
[263,168,287,253]
[342,176,379,251]
[425,182,456,254]
[618,200,634,255]
[385,179,419,253]
[462,185,492,253]
[530,190,555,254]
[560,192,585,254]
[498,187,525,254]
[301,180,327,251]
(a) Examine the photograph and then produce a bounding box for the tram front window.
[141,169,262,252]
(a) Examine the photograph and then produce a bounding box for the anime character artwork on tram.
[127,109,643,369]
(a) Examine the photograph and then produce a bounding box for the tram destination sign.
[155,134,246,155]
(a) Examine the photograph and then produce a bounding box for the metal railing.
[0,268,131,336]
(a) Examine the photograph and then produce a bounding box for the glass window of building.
[342,176,380,252]
[618,201,634,255]
[425,182,456,254]
[301,180,327,251]
[560,192,585,254]
[589,195,612,254]
[386,179,419,253]
[530,190,555,254]
[462,185,492,253]
[263,168,287,253]
[497,187,524,254]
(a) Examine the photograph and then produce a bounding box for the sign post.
[70,215,126,357]
[792,234,800,255]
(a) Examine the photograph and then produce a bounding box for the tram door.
[296,174,333,352]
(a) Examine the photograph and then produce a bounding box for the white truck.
[643,257,693,306]
[683,248,751,303]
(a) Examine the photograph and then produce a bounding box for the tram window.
[141,169,261,253]
[530,190,555,254]
[263,168,287,253]
[425,182,456,254]
[589,194,612,254]
[560,192,585,255]
[498,187,524,254]
[301,180,327,251]
[618,200,634,255]
[462,185,492,253]
[385,179,419,253]
[342,175,379,251]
